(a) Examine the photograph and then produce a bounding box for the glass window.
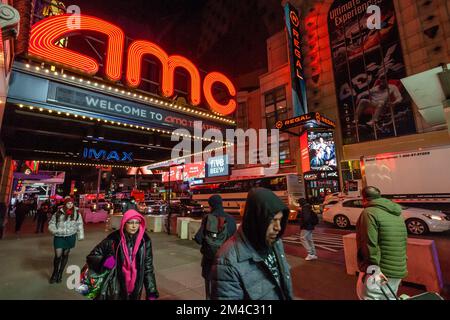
[343,200,363,208]
[279,140,291,163]
[266,113,277,129]
[237,102,248,129]
[264,86,287,129]
[266,104,275,113]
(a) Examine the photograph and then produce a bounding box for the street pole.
[96,167,102,210]
[167,164,171,235]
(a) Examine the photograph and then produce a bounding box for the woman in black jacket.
[299,199,318,261]
[86,209,158,300]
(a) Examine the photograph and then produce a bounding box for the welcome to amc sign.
[47,80,223,132]
[28,14,237,116]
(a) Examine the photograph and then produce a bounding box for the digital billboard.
[207,155,229,177]
[307,131,337,172]
[161,162,205,182]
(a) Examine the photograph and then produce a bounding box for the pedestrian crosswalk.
[283,232,344,253]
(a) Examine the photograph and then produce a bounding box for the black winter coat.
[86,230,158,300]
[194,195,237,278]
[299,204,317,231]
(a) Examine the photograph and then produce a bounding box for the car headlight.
[423,214,444,221]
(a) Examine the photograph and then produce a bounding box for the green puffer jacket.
[356,198,408,279]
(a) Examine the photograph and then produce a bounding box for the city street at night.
[0,0,449,310]
[0,217,448,300]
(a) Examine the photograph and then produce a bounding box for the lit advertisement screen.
[300,132,310,173]
[161,162,205,182]
[307,131,337,171]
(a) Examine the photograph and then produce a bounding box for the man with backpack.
[299,198,319,261]
[194,195,236,299]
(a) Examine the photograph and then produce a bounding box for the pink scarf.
[119,210,146,295]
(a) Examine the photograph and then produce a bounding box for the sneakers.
[305,254,318,261]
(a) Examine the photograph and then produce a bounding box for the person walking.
[122,197,137,213]
[14,200,30,235]
[194,195,237,299]
[86,209,158,300]
[35,202,51,233]
[210,188,293,300]
[356,186,408,300]
[48,196,84,284]
[299,199,319,261]
[0,202,6,239]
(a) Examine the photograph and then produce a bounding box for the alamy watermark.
[367,5,381,30]
[170,121,280,176]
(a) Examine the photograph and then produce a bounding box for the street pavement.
[283,222,450,299]
[0,216,446,300]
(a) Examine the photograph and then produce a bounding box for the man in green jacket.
[356,186,408,300]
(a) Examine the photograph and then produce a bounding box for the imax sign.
[83,148,133,163]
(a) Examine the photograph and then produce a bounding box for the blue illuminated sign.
[83,148,133,162]
[207,155,229,177]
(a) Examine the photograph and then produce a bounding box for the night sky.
[67,0,285,78]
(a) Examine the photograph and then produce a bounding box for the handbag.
[78,242,120,300]
[78,264,111,299]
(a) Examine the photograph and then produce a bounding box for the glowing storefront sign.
[284,3,308,116]
[28,14,237,115]
[82,147,133,163]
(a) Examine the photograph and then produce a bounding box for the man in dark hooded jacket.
[210,188,293,300]
[194,195,236,299]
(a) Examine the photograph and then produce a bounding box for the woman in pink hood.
[86,210,158,300]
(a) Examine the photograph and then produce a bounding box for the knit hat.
[64,196,74,204]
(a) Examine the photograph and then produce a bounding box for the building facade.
[0,0,20,205]
[235,0,450,198]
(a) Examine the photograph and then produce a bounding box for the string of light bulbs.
[22,63,236,125]
[15,103,234,146]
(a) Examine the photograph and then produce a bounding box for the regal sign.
[275,112,336,131]
[28,14,237,115]
[284,3,308,116]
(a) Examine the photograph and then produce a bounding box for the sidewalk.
[0,217,434,300]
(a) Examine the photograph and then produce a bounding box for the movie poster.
[328,0,416,144]
[307,131,337,171]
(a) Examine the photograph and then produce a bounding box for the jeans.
[15,214,26,233]
[356,272,402,300]
[300,230,316,256]
[35,216,47,233]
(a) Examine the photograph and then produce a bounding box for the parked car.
[322,198,450,235]
[165,199,205,217]
[137,200,167,215]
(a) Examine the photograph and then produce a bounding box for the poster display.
[328,0,416,144]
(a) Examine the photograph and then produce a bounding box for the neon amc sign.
[28,14,237,115]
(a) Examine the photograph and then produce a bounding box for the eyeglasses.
[126,220,141,225]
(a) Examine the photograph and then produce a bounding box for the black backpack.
[200,214,228,261]
[310,211,319,226]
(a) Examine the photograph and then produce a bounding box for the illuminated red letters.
[29,14,124,81]
[126,41,201,106]
[203,72,237,116]
[28,14,237,115]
